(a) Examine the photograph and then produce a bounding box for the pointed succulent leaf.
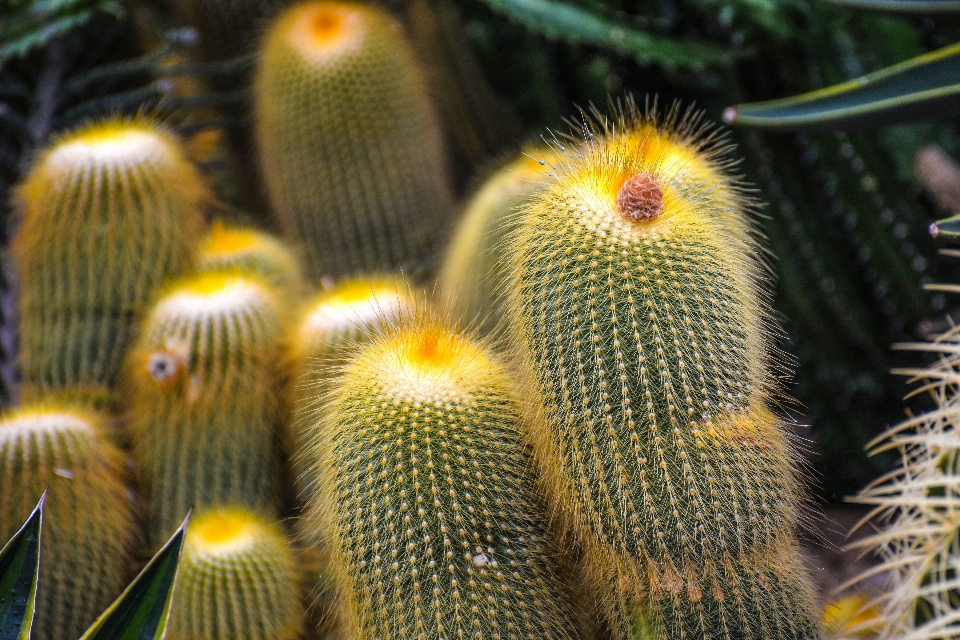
[826,0,960,11]
[724,41,960,129]
[929,214,960,238]
[78,513,189,640]
[478,0,732,68]
[0,494,43,640]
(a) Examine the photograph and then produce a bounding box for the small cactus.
[254,0,453,279]
[13,117,207,402]
[167,507,303,639]
[439,147,556,334]
[284,275,416,500]
[196,221,305,296]
[503,104,821,638]
[125,272,285,547]
[0,406,136,640]
[302,311,582,639]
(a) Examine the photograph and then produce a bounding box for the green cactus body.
[12,118,207,402]
[504,111,820,638]
[125,272,285,547]
[439,149,554,334]
[168,507,303,639]
[196,221,306,296]
[303,313,582,639]
[254,0,453,279]
[0,407,136,640]
[285,275,415,500]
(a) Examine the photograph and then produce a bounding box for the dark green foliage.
[0,0,123,61]
[0,496,41,640]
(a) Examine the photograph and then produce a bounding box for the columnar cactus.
[125,272,285,547]
[439,147,556,334]
[254,0,453,279]
[168,507,304,639]
[285,275,415,499]
[0,407,136,640]
[196,221,305,295]
[13,117,207,402]
[503,106,821,639]
[302,311,582,639]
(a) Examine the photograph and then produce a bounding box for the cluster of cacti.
[12,118,207,404]
[302,311,584,638]
[0,406,136,640]
[502,106,821,638]
[254,0,453,279]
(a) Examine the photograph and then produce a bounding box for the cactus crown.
[284,1,366,60]
[196,222,304,293]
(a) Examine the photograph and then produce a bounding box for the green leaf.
[929,214,960,238]
[826,0,960,12]
[79,513,189,640]
[477,0,732,68]
[724,41,960,129]
[0,494,43,640]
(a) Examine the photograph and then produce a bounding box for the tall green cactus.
[0,406,137,640]
[503,106,821,639]
[196,221,306,296]
[301,311,583,639]
[284,275,415,499]
[254,0,453,279]
[168,507,303,639]
[125,272,285,547]
[12,117,208,403]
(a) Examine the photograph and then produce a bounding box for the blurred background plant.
[5,0,960,507]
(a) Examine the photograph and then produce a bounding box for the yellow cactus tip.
[2,411,93,439]
[188,510,261,557]
[202,222,261,255]
[616,172,663,222]
[47,122,170,171]
[159,274,270,318]
[289,2,363,58]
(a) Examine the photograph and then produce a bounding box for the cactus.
[851,318,960,640]
[439,147,554,335]
[284,275,415,500]
[125,272,285,547]
[254,0,453,279]
[12,117,208,403]
[503,105,821,638]
[0,406,136,640]
[302,311,582,639]
[167,507,303,639]
[196,221,305,296]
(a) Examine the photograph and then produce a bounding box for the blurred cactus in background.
[125,272,285,547]
[0,406,136,640]
[254,0,453,280]
[12,117,207,405]
[196,221,305,296]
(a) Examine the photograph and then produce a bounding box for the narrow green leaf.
[826,0,960,12]
[724,41,960,129]
[79,513,190,640]
[477,0,732,68]
[0,494,43,640]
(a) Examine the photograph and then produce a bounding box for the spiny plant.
[439,145,557,335]
[12,116,207,404]
[254,0,453,279]
[284,275,416,500]
[0,406,137,640]
[302,309,583,639]
[125,271,285,548]
[851,316,960,640]
[168,507,303,639]
[503,102,821,639]
[196,221,306,296]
